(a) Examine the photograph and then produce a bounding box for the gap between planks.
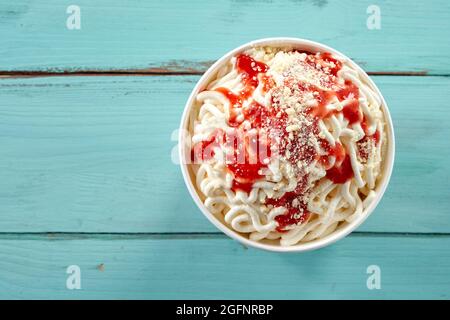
[0,70,438,79]
[0,232,448,241]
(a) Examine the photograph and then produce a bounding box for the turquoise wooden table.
[1,0,449,299]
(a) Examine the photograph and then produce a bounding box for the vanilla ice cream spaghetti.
[188,47,386,246]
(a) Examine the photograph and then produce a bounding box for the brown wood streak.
[0,69,202,78]
[367,71,429,76]
[0,60,218,78]
[0,71,431,79]
[0,66,430,79]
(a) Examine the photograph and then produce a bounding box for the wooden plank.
[0,75,449,233]
[0,234,448,299]
[0,0,449,74]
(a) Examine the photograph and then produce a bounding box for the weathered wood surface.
[0,234,449,299]
[0,0,449,74]
[0,76,449,233]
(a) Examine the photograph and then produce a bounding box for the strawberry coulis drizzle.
[214,55,272,193]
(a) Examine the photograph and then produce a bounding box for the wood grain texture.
[0,234,449,299]
[0,75,449,233]
[0,0,449,74]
